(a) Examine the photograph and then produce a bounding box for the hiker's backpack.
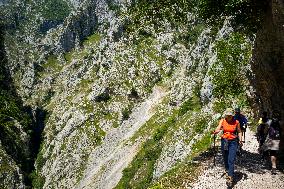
[234,114,247,131]
[257,123,268,145]
[268,118,281,140]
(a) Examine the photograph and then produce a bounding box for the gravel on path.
[190,127,284,189]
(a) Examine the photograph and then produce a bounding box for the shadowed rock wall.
[251,0,284,118]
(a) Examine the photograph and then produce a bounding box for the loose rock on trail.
[190,127,284,189]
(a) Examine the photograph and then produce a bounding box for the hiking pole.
[213,133,216,166]
[243,124,247,143]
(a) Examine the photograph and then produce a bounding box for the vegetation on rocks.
[198,0,268,33]
[116,117,176,189]
[0,25,34,188]
[210,32,252,97]
[116,92,211,188]
[0,0,272,188]
[40,0,71,21]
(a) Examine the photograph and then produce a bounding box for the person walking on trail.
[213,108,242,187]
[257,111,271,157]
[234,108,248,142]
[261,111,282,175]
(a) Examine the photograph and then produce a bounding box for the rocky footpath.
[191,127,284,189]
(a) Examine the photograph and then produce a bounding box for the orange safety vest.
[219,119,239,140]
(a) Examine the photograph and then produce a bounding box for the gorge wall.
[1,0,284,189]
[251,0,284,118]
[0,24,31,188]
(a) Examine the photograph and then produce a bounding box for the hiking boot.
[226,176,233,187]
[225,171,228,177]
[271,168,277,175]
[222,170,229,178]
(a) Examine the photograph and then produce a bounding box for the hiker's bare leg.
[271,155,277,168]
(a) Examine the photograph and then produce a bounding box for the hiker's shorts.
[269,150,278,156]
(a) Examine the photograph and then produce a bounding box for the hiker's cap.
[234,107,240,113]
[224,108,234,117]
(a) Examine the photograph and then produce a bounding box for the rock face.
[42,0,99,52]
[251,0,284,117]
[0,25,32,189]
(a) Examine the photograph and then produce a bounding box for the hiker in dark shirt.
[234,108,248,141]
[260,111,282,174]
[257,111,271,147]
[233,108,247,156]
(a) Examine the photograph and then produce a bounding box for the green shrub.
[64,52,73,62]
[115,117,176,189]
[128,0,195,30]
[30,170,45,189]
[43,90,55,105]
[194,117,208,133]
[191,132,212,156]
[122,108,131,120]
[209,32,252,98]
[39,54,63,74]
[83,33,101,46]
[178,96,201,117]
[35,144,47,171]
[41,0,71,21]
[212,98,227,113]
[128,88,139,99]
[177,99,192,116]
[198,0,268,33]
[149,183,164,189]
[95,91,111,102]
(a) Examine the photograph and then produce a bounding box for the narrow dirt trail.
[190,127,284,189]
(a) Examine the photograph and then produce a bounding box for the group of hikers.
[213,108,282,187]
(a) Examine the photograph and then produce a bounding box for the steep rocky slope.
[1,0,283,189]
[0,25,32,188]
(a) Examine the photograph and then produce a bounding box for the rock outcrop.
[0,24,32,189]
[251,0,284,117]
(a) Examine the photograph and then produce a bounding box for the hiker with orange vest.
[213,108,243,187]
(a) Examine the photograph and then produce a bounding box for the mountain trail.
[190,127,284,189]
